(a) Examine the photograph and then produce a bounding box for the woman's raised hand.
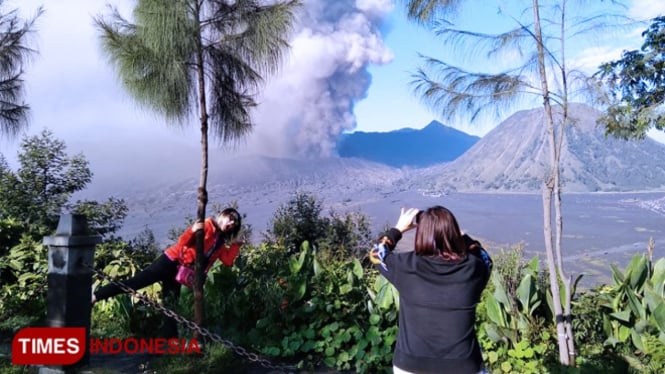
[395,207,420,233]
[191,221,204,233]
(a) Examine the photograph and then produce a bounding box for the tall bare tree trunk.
[555,0,576,364]
[194,0,208,339]
[532,0,571,365]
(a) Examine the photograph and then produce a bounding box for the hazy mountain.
[336,120,480,168]
[88,153,408,243]
[410,103,665,192]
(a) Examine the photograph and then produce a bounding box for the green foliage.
[0,131,141,343]
[478,246,554,373]
[0,1,41,138]
[70,197,129,238]
[91,238,163,338]
[572,288,612,353]
[257,243,396,372]
[0,129,92,228]
[596,16,665,140]
[95,0,300,140]
[96,0,301,331]
[265,192,327,252]
[321,209,372,259]
[265,192,372,258]
[600,253,665,359]
[0,234,47,328]
[197,241,396,372]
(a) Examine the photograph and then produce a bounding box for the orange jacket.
[164,218,240,271]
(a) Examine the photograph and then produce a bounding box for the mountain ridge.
[336,120,480,168]
[409,103,665,193]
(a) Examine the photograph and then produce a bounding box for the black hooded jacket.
[374,228,492,374]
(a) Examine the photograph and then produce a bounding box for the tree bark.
[532,0,570,365]
[193,0,209,341]
[554,0,576,364]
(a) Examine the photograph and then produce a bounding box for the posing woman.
[92,207,243,337]
[370,206,492,374]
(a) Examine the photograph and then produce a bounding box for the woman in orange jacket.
[92,208,243,337]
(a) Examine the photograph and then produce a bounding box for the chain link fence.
[84,261,297,374]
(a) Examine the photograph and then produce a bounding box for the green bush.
[264,192,372,259]
[477,245,555,373]
[195,241,397,372]
[91,238,163,338]
[0,234,48,331]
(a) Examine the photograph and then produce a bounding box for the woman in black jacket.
[370,206,492,374]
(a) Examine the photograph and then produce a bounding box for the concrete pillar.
[41,214,101,373]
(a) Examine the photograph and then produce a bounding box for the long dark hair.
[414,206,466,262]
[220,207,242,239]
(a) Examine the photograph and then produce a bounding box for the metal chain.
[83,261,297,374]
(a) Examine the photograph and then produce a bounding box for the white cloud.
[628,0,665,20]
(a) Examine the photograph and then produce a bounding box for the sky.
[1,0,665,168]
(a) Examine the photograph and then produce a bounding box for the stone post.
[41,214,101,373]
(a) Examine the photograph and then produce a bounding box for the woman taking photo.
[370,206,492,374]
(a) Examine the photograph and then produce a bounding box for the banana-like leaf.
[529,300,542,315]
[312,256,322,277]
[628,255,648,291]
[526,255,540,274]
[376,279,398,310]
[517,274,535,314]
[618,325,631,342]
[373,273,389,292]
[611,263,625,286]
[545,286,555,318]
[644,288,663,315]
[289,243,309,274]
[484,324,503,343]
[610,309,631,323]
[631,330,645,351]
[634,319,651,334]
[293,279,307,301]
[625,288,644,319]
[516,314,529,331]
[612,292,623,312]
[602,315,613,338]
[651,258,665,296]
[492,273,510,308]
[485,296,507,326]
[351,259,363,279]
[651,301,665,333]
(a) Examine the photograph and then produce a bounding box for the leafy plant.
[0,235,47,329]
[265,192,372,259]
[600,253,665,353]
[478,246,554,373]
[91,239,163,338]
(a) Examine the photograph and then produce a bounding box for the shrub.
[264,192,372,259]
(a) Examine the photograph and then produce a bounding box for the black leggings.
[94,254,181,337]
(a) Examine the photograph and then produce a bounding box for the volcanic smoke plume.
[247,0,394,158]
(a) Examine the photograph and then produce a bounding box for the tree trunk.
[554,114,576,365]
[193,1,208,340]
[532,0,571,365]
[555,0,576,364]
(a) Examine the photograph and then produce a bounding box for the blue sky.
[355,1,665,139]
[2,0,665,164]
